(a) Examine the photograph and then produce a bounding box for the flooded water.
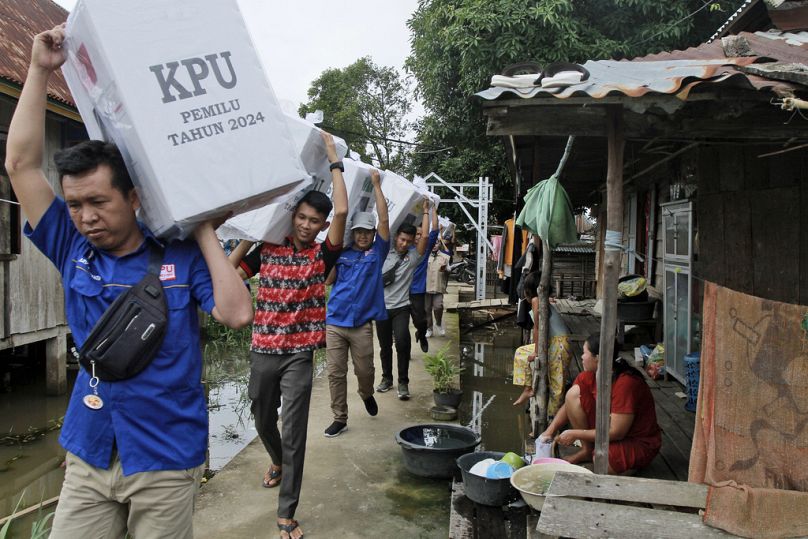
[202,341,256,472]
[0,352,72,526]
[458,313,530,456]
[0,338,254,533]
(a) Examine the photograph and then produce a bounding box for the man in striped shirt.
[231,133,347,539]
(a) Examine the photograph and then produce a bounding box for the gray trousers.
[249,350,313,519]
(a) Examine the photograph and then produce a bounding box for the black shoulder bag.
[79,243,168,381]
[382,252,407,288]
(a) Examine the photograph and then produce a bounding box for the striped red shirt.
[241,238,341,355]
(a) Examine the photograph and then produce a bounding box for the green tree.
[299,57,412,172]
[405,0,742,221]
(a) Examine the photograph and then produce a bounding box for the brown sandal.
[263,466,281,488]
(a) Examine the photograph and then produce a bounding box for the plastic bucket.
[456,451,519,506]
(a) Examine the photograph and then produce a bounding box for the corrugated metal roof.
[0,0,74,107]
[476,31,808,103]
[553,243,595,254]
[710,0,758,41]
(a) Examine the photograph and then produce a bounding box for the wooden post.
[45,333,67,396]
[594,106,624,474]
[532,239,552,436]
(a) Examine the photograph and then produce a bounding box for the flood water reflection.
[0,339,255,527]
[458,319,530,456]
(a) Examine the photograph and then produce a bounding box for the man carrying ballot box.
[5,25,254,539]
[230,135,348,539]
[376,199,438,400]
[322,169,389,438]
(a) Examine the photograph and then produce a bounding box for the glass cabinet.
[662,201,697,383]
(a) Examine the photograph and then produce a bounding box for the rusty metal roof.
[476,30,808,103]
[0,0,73,107]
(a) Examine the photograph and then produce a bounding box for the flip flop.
[277,519,302,538]
[263,467,281,488]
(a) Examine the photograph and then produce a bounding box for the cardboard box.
[381,171,428,236]
[283,112,348,183]
[381,171,441,238]
[62,0,308,238]
[316,159,377,246]
[216,113,351,243]
[216,177,329,244]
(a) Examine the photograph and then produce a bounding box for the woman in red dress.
[540,333,661,474]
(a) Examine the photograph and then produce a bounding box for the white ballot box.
[216,119,351,245]
[283,112,348,183]
[62,0,308,238]
[216,175,331,244]
[316,159,378,246]
[381,171,428,236]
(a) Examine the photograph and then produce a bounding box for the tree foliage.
[405,0,743,221]
[299,56,412,172]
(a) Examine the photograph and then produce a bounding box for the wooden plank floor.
[450,300,696,537]
[554,300,695,482]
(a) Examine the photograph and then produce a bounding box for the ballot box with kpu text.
[62,0,308,239]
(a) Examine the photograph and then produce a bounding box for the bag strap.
[146,242,165,276]
[391,251,407,272]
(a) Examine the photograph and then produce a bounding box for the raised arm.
[5,25,66,228]
[416,197,430,256]
[323,132,347,246]
[370,169,389,241]
[195,223,253,329]
[227,239,254,280]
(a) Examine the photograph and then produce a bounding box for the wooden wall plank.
[766,150,802,190]
[537,497,736,538]
[721,192,753,294]
[742,145,769,192]
[751,186,800,303]
[698,145,720,195]
[718,146,744,192]
[546,472,708,509]
[696,193,724,288]
[8,115,67,335]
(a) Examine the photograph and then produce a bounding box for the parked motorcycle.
[447,257,475,284]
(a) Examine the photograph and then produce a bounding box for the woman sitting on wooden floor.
[540,332,661,474]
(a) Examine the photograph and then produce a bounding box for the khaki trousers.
[50,452,203,539]
[326,323,375,423]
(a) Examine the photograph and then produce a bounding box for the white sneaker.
[437,326,446,337]
[425,329,433,338]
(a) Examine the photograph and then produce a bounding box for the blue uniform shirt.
[410,229,439,294]
[326,234,389,327]
[25,198,215,475]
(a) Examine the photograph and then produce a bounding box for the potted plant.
[424,346,464,408]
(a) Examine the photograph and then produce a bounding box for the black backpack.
[79,243,168,381]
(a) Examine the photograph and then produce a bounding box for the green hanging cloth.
[515,174,577,248]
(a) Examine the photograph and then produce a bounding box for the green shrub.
[423,346,463,393]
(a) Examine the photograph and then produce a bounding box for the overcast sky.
[52,0,421,115]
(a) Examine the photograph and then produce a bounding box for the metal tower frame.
[422,172,493,301]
